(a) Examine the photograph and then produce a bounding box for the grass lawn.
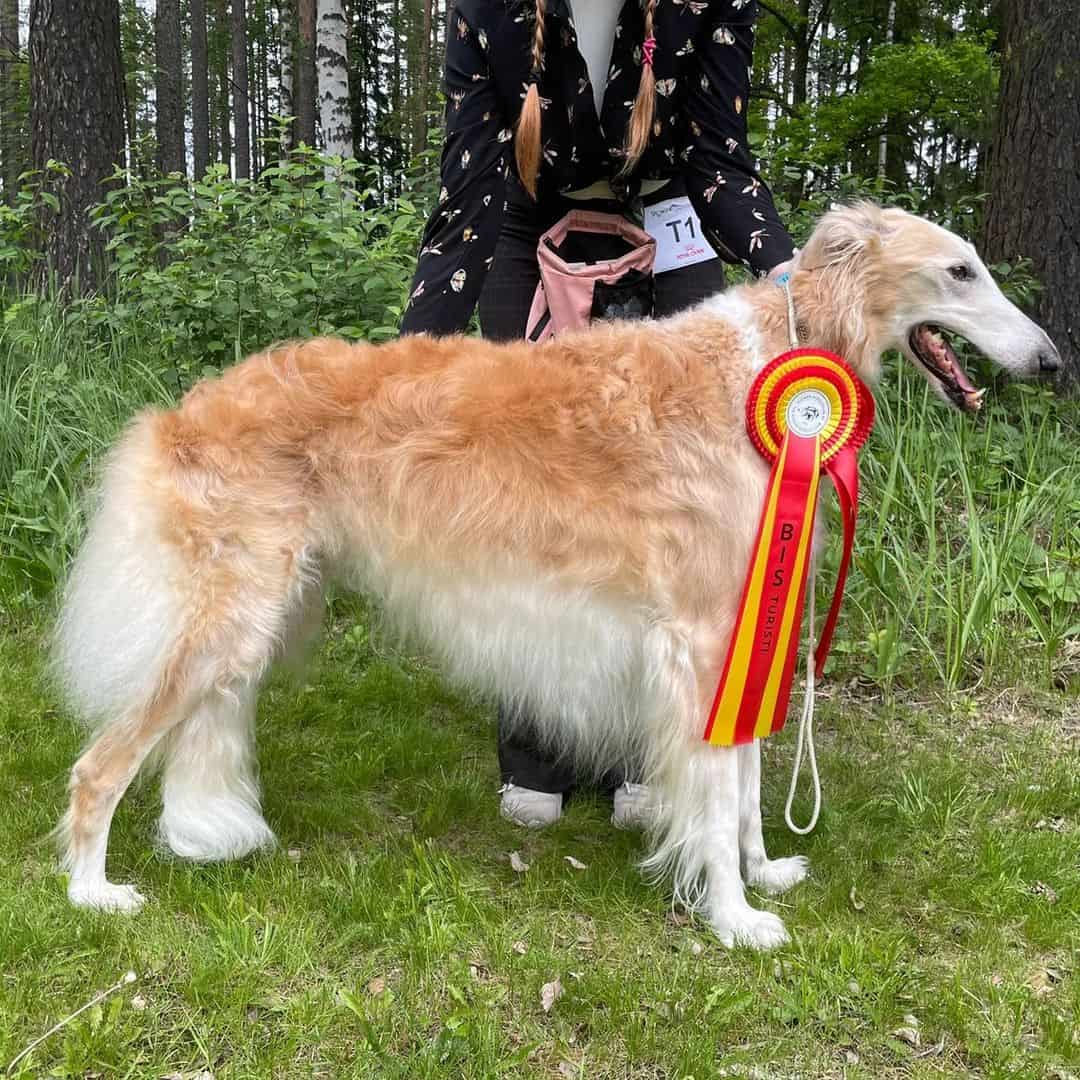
[0,605,1077,1079]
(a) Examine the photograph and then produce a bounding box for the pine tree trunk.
[317,0,351,162]
[29,0,125,293]
[154,0,185,175]
[0,0,20,204]
[216,0,231,171]
[294,0,315,146]
[413,0,432,156]
[444,0,455,67]
[191,0,210,177]
[231,0,250,177]
[983,0,1079,385]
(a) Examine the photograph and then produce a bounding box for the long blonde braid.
[621,0,657,175]
[514,0,546,198]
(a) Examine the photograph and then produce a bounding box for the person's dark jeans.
[478,177,727,795]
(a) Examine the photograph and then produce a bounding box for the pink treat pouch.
[525,211,657,343]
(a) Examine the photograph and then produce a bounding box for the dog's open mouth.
[908,324,985,412]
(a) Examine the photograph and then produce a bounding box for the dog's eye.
[949,263,974,282]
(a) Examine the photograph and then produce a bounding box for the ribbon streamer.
[703,349,873,747]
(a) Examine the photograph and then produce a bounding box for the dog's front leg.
[698,744,790,948]
[647,740,790,950]
[738,740,809,895]
[641,624,790,949]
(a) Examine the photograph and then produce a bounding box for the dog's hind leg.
[59,658,198,912]
[157,679,275,861]
[157,561,323,861]
[641,624,789,950]
[738,740,808,895]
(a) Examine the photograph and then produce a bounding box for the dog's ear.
[797,201,904,381]
[801,201,896,269]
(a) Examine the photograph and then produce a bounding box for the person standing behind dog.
[400,0,796,828]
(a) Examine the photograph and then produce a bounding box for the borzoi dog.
[52,203,1059,947]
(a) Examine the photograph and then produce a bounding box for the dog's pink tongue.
[950,352,977,392]
[921,326,977,392]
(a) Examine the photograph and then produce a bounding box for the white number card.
[643,195,718,274]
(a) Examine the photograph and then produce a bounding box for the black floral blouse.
[400,0,794,336]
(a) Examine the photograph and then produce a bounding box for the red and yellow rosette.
[703,349,874,747]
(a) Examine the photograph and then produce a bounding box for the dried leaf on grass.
[509,851,530,873]
[1030,880,1059,904]
[564,855,588,870]
[848,885,865,911]
[890,1014,922,1049]
[1035,817,1067,832]
[1027,966,1063,996]
[541,977,562,1012]
[891,1026,921,1048]
[512,940,528,955]
[367,975,386,996]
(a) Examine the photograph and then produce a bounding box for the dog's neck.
[740,272,886,381]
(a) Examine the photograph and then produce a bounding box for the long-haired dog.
[52,203,1059,947]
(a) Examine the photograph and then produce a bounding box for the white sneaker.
[612,782,656,830]
[499,784,563,828]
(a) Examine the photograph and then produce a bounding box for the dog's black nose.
[1038,350,1060,373]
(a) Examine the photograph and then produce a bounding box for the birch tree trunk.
[191,0,210,177]
[876,0,896,184]
[316,0,352,162]
[279,0,293,154]
[232,0,251,178]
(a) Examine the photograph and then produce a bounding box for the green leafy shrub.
[88,153,423,381]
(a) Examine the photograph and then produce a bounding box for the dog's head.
[793,202,1061,410]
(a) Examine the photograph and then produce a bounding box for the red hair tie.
[642,36,657,68]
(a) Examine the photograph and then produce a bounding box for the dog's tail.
[51,412,189,732]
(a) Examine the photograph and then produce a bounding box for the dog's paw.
[69,880,146,913]
[746,855,809,896]
[711,906,790,950]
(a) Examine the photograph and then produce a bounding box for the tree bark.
[317,0,352,161]
[191,0,210,177]
[983,0,1079,385]
[294,0,316,146]
[154,0,185,175]
[413,0,432,156]
[215,0,231,171]
[876,0,896,183]
[30,0,125,293]
[0,0,21,203]
[231,0,250,177]
[279,0,293,154]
